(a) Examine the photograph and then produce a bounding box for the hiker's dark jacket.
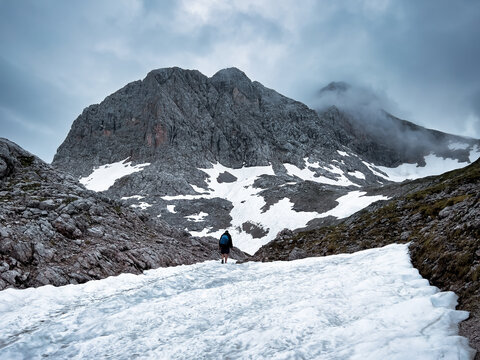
[219,232,233,248]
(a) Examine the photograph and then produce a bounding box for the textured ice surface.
[0,244,473,360]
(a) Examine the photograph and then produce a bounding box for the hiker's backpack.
[219,234,229,246]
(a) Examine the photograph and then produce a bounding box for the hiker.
[219,230,233,264]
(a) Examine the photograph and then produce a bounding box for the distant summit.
[211,67,250,82]
[314,81,480,167]
[319,81,351,94]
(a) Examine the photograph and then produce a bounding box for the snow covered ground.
[165,163,387,255]
[284,157,361,187]
[77,150,479,254]
[0,244,473,360]
[79,158,150,192]
[363,145,480,182]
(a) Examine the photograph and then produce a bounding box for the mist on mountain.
[313,81,477,166]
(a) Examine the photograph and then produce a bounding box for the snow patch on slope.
[185,212,208,222]
[0,244,473,359]
[375,152,477,182]
[349,170,366,180]
[320,191,388,218]
[121,195,144,201]
[130,202,152,210]
[469,145,480,162]
[364,146,480,182]
[448,142,469,150]
[163,163,386,255]
[284,158,361,187]
[80,159,150,192]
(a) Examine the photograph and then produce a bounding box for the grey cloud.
[469,89,480,135]
[0,57,79,161]
[279,0,480,138]
[312,82,399,119]
[312,81,477,166]
[312,81,402,139]
[1,0,479,162]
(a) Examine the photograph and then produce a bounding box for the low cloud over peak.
[1,1,479,161]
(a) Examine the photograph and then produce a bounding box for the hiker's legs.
[224,253,229,263]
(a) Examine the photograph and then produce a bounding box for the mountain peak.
[144,67,205,86]
[210,67,251,83]
[319,81,351,94]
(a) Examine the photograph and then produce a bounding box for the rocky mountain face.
[53,67,341,174]
[249,158,480,355]
[316,82,479,167]
[3,65,479,354]
[51,67,479,254]
[52,67,393,253]
[321,105,478,167]
[0,138,246,290]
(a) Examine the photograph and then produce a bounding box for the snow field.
[362,146,480,182]
[166,205,177,213]
[78,153,480,254]
[284,157,361,187]
[130,202,152,210]
[166,163,386,255]
[79,158,150,192]
[0,244,473,359]
[185,212,209,222]
[448,142,470,150]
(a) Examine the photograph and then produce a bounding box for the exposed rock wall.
[0,138,246,290]
[51,67,479,247]
[52,67,340,177]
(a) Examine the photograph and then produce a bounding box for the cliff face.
[53,67,340,176]
[0,138,246,290]
[249,158,480,355]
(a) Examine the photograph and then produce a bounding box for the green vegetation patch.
[21,183,41,191]
[63,197,78,205]
[18,155,35,167]
[415,194,471,218]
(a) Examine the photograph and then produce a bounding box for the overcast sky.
[1,0,480,162]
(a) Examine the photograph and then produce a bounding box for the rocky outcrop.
[0,138,246,290]
[249,159,480,356]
